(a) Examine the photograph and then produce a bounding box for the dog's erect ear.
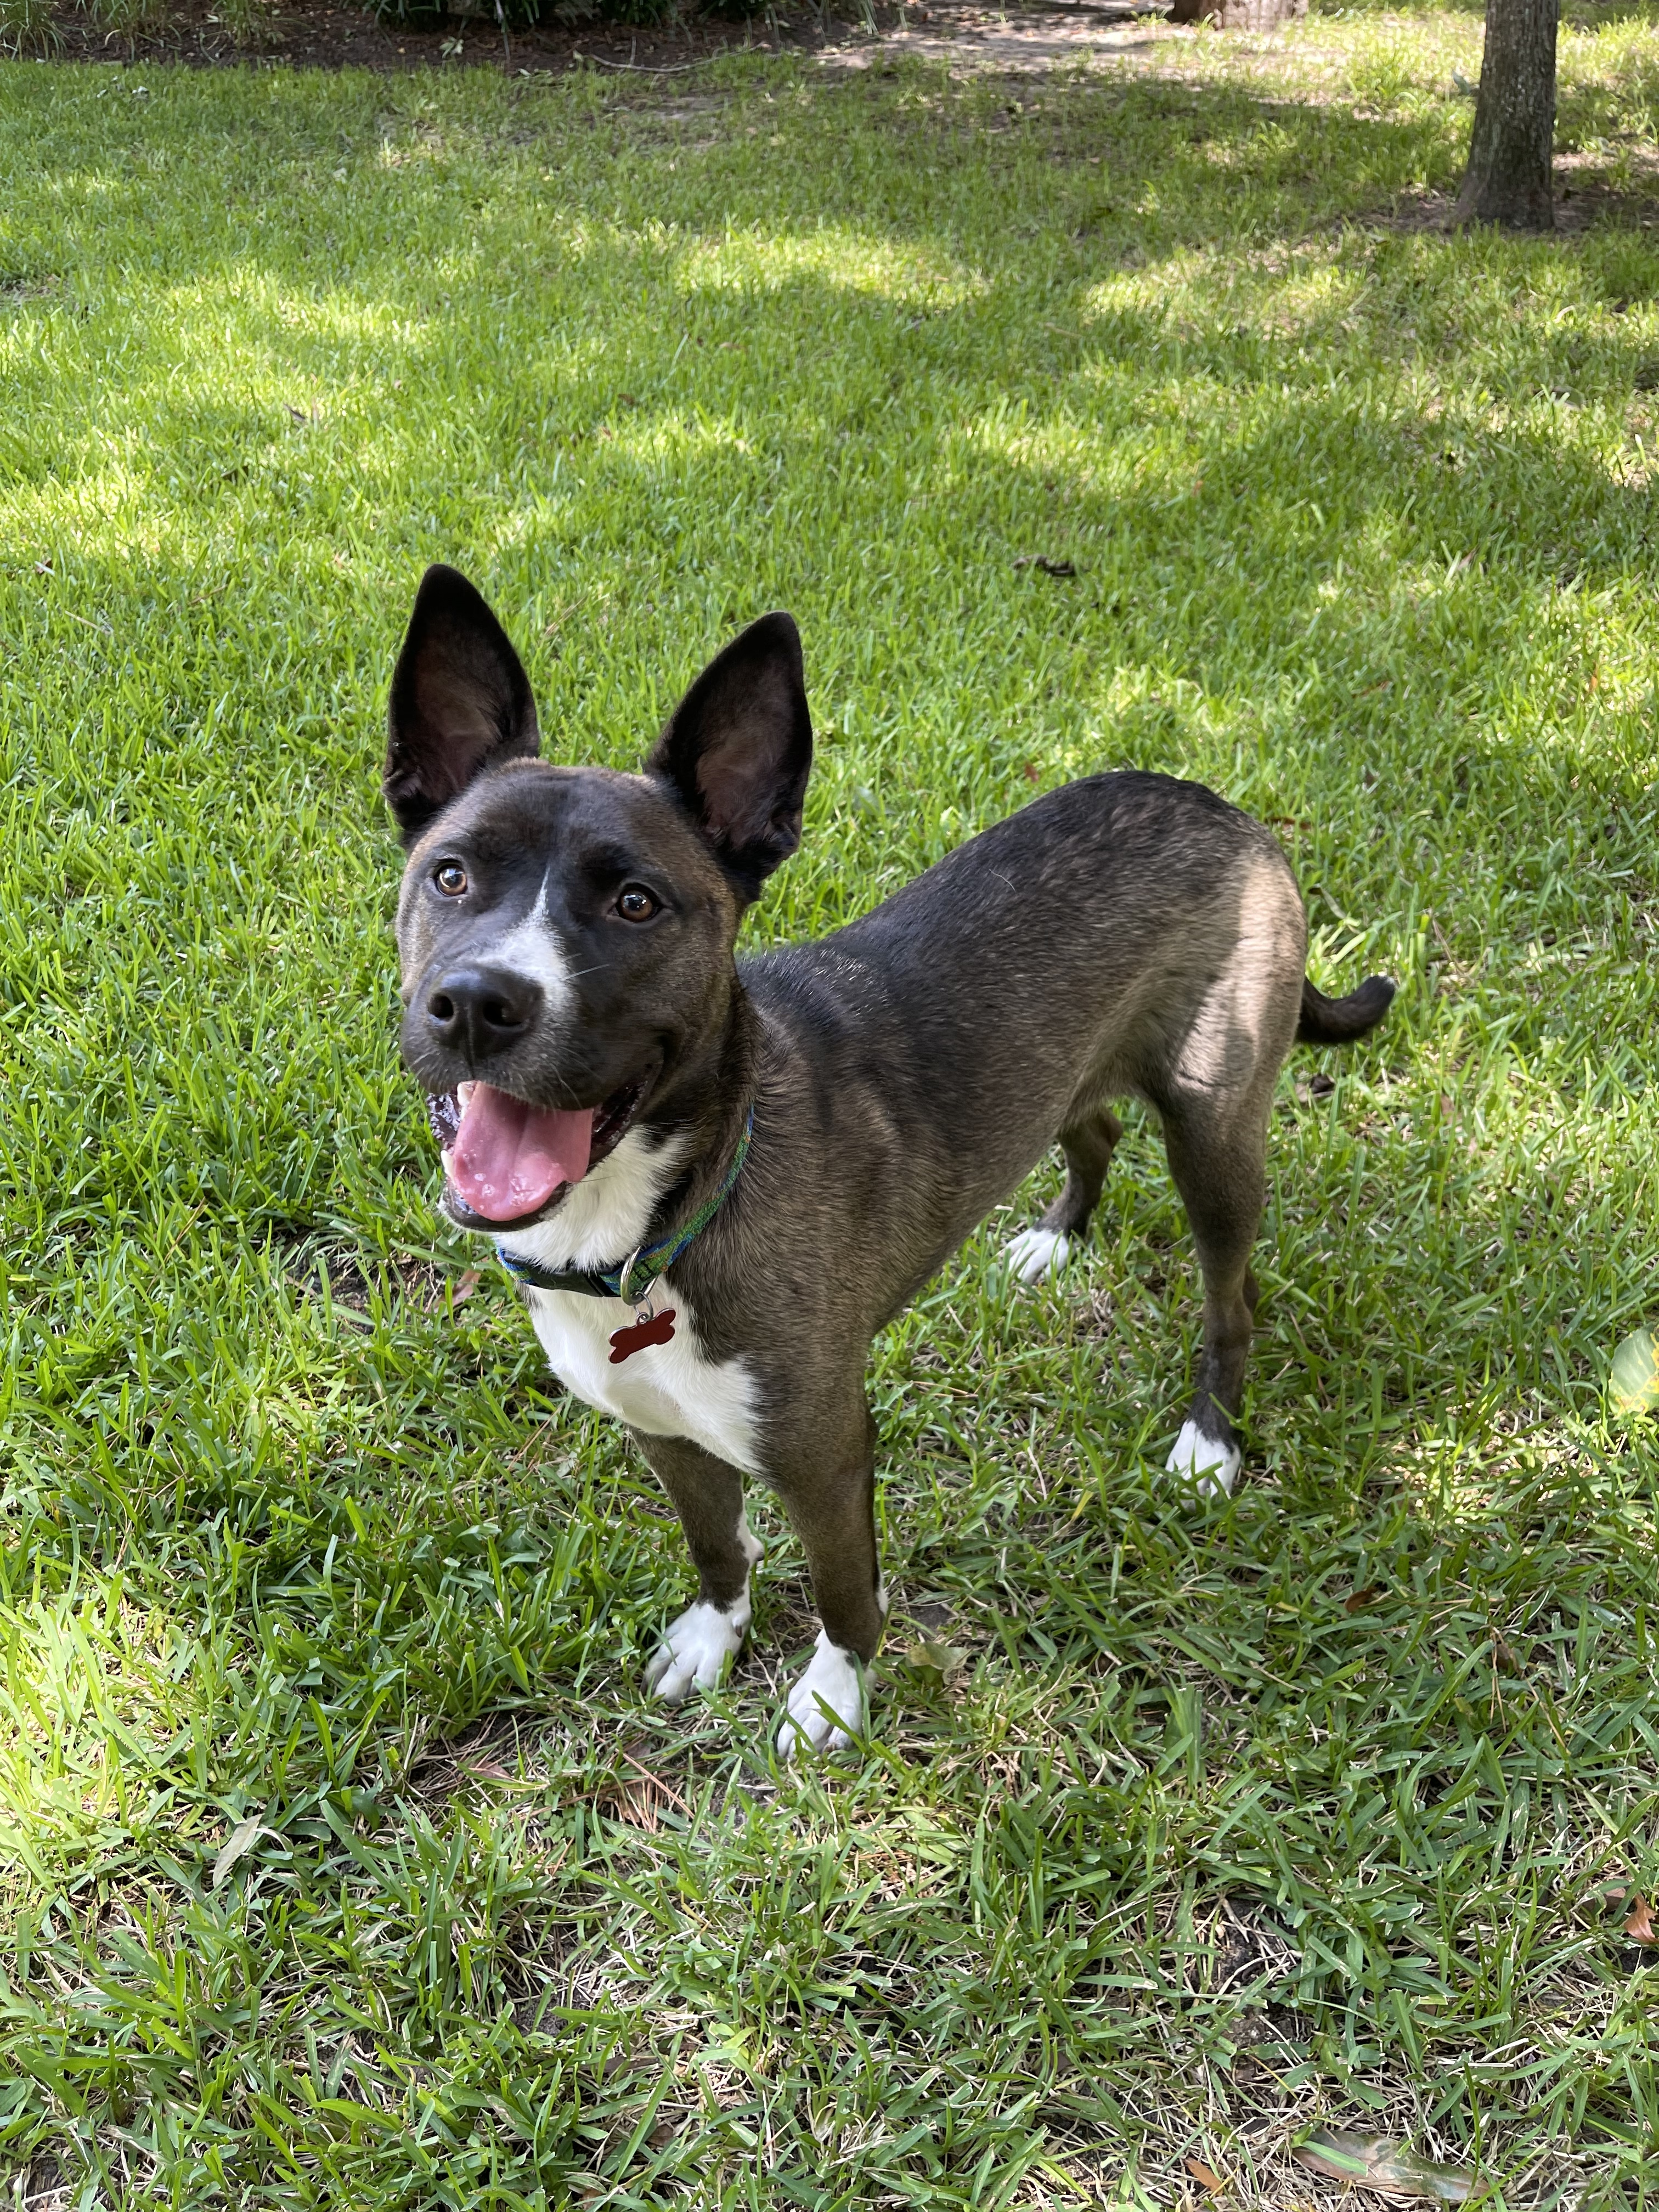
[383,565,540,838]
[644,612,812,903]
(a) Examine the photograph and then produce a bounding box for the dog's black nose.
[424,966,541,1062]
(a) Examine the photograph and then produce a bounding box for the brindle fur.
[385,566,1393,1705]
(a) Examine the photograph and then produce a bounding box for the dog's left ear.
[644,612,812,904]
[383,565,540,839]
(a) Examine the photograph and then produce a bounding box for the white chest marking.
[495,1122,760,1472]
[499,1125,689,1273]
[527,1280,764,1476]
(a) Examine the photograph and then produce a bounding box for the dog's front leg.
[772,1398,885,1758]
[636,1434,763,1702]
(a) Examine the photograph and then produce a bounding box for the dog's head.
[384,565,811,1234]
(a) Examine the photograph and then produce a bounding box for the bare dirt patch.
[35,0,1166,75]
[1370,148,1659,232]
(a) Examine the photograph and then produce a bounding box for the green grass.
[3,13,1659,2204]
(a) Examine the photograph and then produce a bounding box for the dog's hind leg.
[1152,857,1305,1496]
[1006,1108,1124,1285]
[1157,1098,1267,1499]
[639,1434,764,1702]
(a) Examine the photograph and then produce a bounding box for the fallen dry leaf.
[452,1268,483,1306]
[1185,2154,1225,2191]
[905,1639,969,1675]
[1610,1325,1659,1415]
[467,1758,514,1782]
[212,1816,278,1888]
[1625,1894,1657,1944]
[1293,2129,1477,2203]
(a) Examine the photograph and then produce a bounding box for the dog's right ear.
[382,565,540,839]
[644,612,812,905]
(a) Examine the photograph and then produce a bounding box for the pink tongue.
[445,1085,594,1222]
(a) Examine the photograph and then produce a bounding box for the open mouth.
[426,1074,650,1231]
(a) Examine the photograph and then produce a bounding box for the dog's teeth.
[1005,1226,1070,1285]
[426,1090,464,1149]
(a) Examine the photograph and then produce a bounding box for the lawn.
[3,10,1659,2204]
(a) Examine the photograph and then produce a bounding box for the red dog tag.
[609,1307,676,1364]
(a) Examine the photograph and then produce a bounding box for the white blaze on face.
[436,874,597,1222]
[483,872,577,1018]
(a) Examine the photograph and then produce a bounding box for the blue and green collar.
[494,1107,753,1305]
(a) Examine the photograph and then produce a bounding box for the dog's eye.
[616,885,659,922]
[433,862,468,898]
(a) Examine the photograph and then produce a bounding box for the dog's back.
[742,771,1308,1312]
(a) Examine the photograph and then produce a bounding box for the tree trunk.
[1168,0,1305,24]
[1454,0,1558,229]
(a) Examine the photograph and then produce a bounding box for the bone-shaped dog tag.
[609,1307,676,1363]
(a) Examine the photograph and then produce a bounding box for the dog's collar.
[493,1108,753,1305]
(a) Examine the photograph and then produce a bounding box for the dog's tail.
[1296,972,1396,1046]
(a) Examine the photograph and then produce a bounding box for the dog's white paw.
[644,1598,748,1703]
[1005,1226,1071,1285]
[776,1633,867,1757]
[1165,1419,1242,1499]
